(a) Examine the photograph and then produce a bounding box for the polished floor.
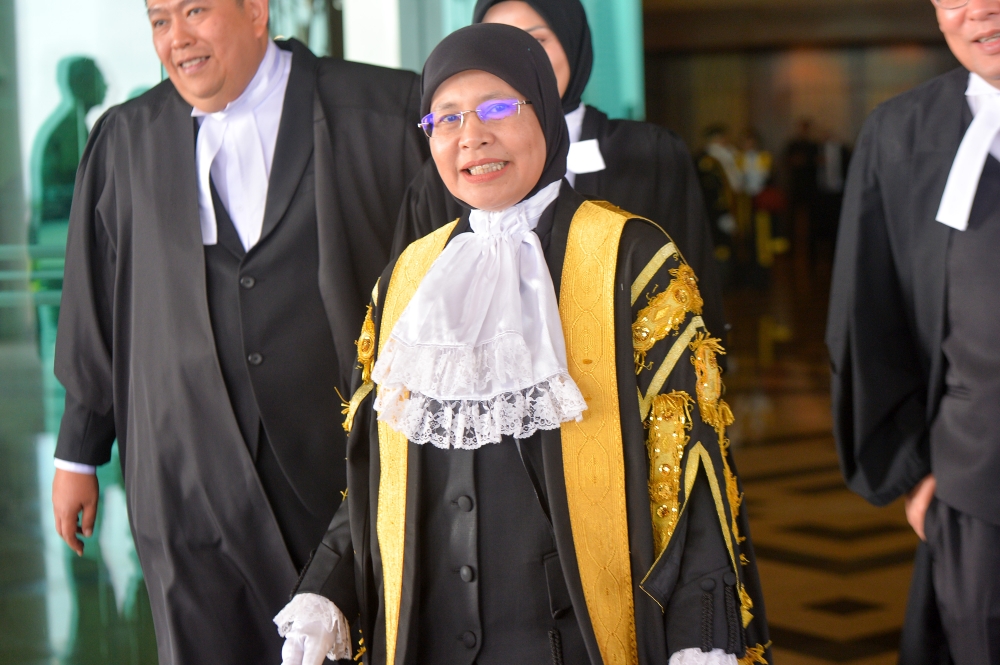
[725,255,917,665]
[0,254,916,664]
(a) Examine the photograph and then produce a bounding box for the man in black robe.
[49,1,426,662]
[827,0,1000,662]
[391,0,726,341]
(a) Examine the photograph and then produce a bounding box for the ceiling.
[643,0,944,51]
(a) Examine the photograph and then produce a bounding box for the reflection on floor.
[0,254,917,664]
[0,342,157,664]
[726,257,917,665]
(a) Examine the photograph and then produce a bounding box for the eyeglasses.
[931,0,970,9]
[419,99,532,139]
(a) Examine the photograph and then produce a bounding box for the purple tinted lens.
[476,99,519,122]
[420,113,435,135]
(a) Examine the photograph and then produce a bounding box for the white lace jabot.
[371,180,587,449]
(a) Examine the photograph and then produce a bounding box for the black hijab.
[473,0,593,114]
[421,23,569,204]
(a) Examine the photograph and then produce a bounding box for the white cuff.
[54,459,97,475]
[274,593,352,662]
[669,648,739,665]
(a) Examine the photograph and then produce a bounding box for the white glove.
[669,648,739,665]
[274,593,352,665]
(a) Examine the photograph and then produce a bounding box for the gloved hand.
[274,593,351,665]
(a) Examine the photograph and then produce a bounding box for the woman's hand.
[274,593,351,665]
[904,474,936,541]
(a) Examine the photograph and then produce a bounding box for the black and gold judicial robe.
[391,105,727,343]
[52,39,428,664]
[297,184,770,665]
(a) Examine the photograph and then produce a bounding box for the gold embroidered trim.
[559,200,639,665]
[689,333,752,624]
[638,316,704,420]
[356,305,377,384]
[342,382,374,433]
[646,391,694,559]
[633,264,704,373]
[630,242,677,305]
[689,333,734,432]
[738,642,770,665]
[376,220,457,665]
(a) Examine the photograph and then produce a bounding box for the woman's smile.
[462,159,511,182]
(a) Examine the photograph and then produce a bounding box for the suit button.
[456,496,474,512]
[247,352,263,366]
[700,578,716,592]
[459,565,475,582]
[723,572,737,586]
[240,276,256,289]
[461,631,477,648]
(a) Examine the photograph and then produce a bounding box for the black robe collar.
[920,68,972,413]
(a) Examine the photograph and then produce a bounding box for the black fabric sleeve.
[293,497,359,620]
[55,392,116,465]
[826,108,931,506]
[620,220,769,661]
[53,110,119,467]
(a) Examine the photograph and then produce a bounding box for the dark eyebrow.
[524,25,550,33]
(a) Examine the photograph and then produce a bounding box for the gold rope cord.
[559,201,639,665]
[376,220,457,665]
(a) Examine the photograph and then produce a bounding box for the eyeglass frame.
[931,0,970,9]
[419,99,533,139]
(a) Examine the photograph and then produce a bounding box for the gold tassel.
[739,584,754,627]
[738,642,770,665]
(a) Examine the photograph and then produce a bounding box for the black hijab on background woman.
[472,0,593,115]
[392,0,726,342]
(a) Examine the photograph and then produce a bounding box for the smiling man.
[48,0,427,661]
[827,0,1000,662]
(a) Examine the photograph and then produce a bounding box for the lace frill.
[273,593,352,661]
[375,374,586,449]
[371,329,587,449]
[373,332,536,398]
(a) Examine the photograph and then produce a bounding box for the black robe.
[298,185,770,664]
[391,105,727,340]
[826,66,979,664]
[52,39,427,664]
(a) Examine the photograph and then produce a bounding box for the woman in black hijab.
[393,0,726,344]
[277,23,769,665]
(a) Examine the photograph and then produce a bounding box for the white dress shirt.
[55,41,291,476]
[194,40,292,250]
